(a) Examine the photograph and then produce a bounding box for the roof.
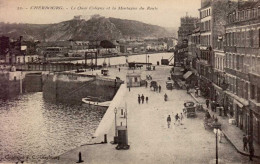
[238,1,259,10]
[37,41,73,47]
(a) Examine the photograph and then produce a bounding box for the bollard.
[77,152,84,163]
[104,134,107,143]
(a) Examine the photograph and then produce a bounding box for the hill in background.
[0,15,177,41]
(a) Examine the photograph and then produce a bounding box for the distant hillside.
[108,17,170,38]
[0,16,173,41]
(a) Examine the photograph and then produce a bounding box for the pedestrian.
[145,81,148,88]
[118,67,120,72]
[217,129,223,143]
[195,88,198,97]
[174,114,180,125]
[138,94,141,104]
[243,134,248,151]
[146,96,148,103]
[164,93,168,101]
[206,99,209,108]
[248,135,254,161]
[186,85,190,93]
[180,113,184,125]
[211,101,215,112]
[159,85,161,93]
[167,115,171,128]
[141,94,144,104]
[249,145,254,161]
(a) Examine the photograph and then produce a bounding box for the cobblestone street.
[47,66,260,164]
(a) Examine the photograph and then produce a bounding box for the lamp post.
[216,128,218,164]
[114,107,117,137]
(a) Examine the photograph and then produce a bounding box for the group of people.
[138,94,148,104]
[167,113,184,128]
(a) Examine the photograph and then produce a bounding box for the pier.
[46,65,252,164]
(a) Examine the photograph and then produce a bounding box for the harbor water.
[71,52,174,66]
[0,52,173,163]
[0,92,106,163]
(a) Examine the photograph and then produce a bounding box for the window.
[241,55,244,72]
[245,83,248,100]
[233,54,235,69]
[229,54,232,68]
[251,84,255,99]
[258,87,260,103]
[236,55,240,70]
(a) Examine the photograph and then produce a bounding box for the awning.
[183,71,193,79]
[233,99,243,108]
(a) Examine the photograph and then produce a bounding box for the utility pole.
[216,129,218,164]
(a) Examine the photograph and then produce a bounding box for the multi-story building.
[225,0,260,143]
[176,16,198,67]
[197,0,237,100]
[178,16,199,43]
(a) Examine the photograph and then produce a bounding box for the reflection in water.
[0,92,105,163]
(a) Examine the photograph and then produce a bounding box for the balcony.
[224,46,237,53]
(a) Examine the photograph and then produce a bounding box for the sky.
[0,0,201,28]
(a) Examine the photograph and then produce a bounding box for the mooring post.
[77,152,84,163]
[104,134,107,143]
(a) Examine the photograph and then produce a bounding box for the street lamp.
[216,128,218,164]
[114,107,118,144]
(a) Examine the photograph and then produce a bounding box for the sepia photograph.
[0,0,260,163]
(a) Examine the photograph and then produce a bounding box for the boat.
[82,96,111,110]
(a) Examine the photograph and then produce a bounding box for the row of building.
[176,0,260,144]
[0,36,177,64]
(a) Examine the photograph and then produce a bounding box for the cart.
[183,101,196,118]
[166,81,174,90]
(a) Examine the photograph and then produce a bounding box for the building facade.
[225,0,260,143]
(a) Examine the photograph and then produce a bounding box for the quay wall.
[24,73,43,92]
[42,73,122,104]
[0,72,23,99]
[93,83,127,139]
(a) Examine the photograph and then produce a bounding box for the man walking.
[159,85,161,93]
[146,96,148,103]
[248,135,254,161]
[141,94,145,104]
[243,134,248,151]
[174,114,180,125]
[180,113,184,125]
[138,94,141,104]
[167,115,171,128]
[218,129,223,143]
[206,99,209,108]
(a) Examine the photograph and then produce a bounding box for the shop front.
[233,99,249,133]
[252,112,260,144]
[225,95,234,118]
